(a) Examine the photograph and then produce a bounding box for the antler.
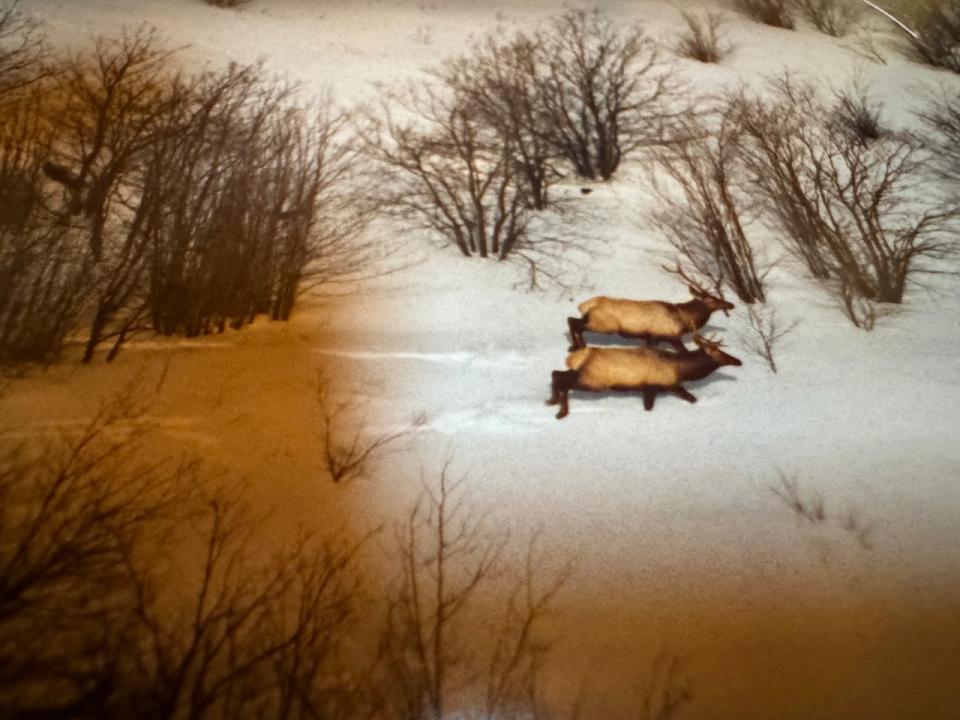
[662,261,708,296]
[661,261,731,316]
[692,332,724,350]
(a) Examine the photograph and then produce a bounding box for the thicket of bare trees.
[365,9,686,287]
[732,77,959,326]
[0,400,594,719]
[0,403,371,719]
[0,19,366,368]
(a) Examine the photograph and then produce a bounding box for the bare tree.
[535,9,686,181]
[113,490,369,720]
[650,110,767,303]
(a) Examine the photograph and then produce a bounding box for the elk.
[567,267,734,352]
[547,334,742,419]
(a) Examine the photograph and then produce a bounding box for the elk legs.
[548,370,576,419]
[671,386,697,403]
[567,317,586,351]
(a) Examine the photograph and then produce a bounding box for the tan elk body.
[568,286,734,352]
[548,335,742,419]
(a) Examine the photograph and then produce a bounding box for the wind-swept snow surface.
[7,0,960,717]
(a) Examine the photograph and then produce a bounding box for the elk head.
[687,285,735,315]
[692,334,742,367]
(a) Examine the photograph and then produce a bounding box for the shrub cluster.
[0,26,360,366]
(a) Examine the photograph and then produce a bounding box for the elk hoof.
[555,408,569,420]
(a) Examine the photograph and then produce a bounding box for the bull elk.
[567,267,734,352]
[547,334,742,419]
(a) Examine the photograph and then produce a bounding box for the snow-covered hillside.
[5,1,960,718]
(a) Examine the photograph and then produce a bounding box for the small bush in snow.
[739,304,798,373]
[676,11,729,63]
[792,0,862,37]
[734,0,795,29]
[831,78,885,143]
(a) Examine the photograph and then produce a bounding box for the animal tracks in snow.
[312,347,538,369]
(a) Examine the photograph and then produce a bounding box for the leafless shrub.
[738,304,798,373]
[914,84,960,186]
[142,65,363,338]
[650,110,767,303]
[535,9,687,180]
[771,472,826,523]
[793,0,862,36]
[893,0,960,73]
[362,79,569,290]
[0,86,92,366]
[770,472,875,550]
[834,278,890,330]
[440,32,560,210]
[733,77,960,326]
[380,463,570,720]
[0,1,47,96]
[844,30,891,65]
[0,395,375,719]
[114,490,369,720]
[734,0,795,28]
[0,28,366,367]
[0,398,183,718]
[44,30,184,362]
[831,77,885,143]
[203,0,248,7]
[318,384,425,484]
[641,650,693,720]
[676,11,729,63]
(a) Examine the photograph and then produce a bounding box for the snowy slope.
[6,1,960,718]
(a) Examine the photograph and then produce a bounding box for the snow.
[6,0,960,718]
